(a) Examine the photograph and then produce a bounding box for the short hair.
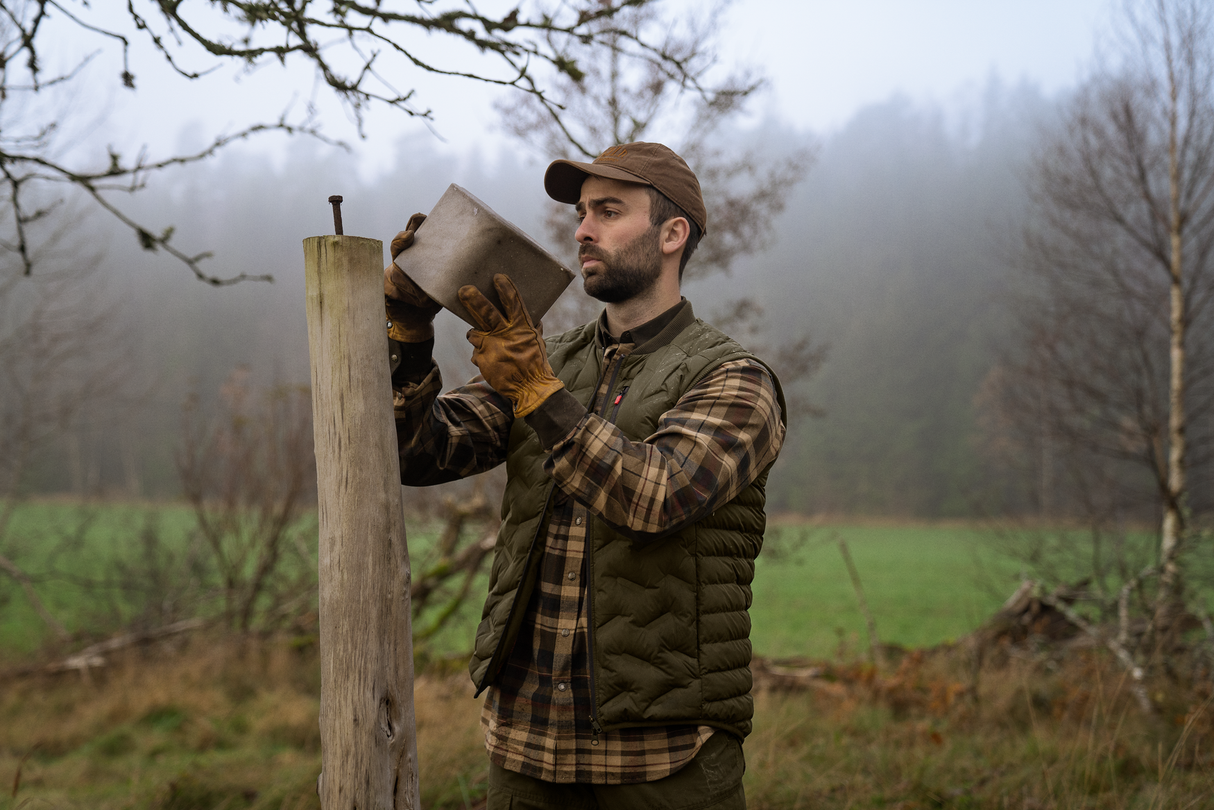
[646,186,702,280]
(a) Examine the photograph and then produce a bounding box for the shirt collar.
[595,298,695,355]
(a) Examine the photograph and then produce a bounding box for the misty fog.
[15,77,1060,517]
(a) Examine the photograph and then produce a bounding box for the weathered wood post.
[304,228,421,809]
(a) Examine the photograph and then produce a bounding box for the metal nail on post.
[329,195,344,235]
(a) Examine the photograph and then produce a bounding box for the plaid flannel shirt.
[393,301,784,784]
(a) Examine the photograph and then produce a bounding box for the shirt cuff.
[390,337,435,387]
[524,387,585,450]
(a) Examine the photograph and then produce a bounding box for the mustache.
[578,245,606,262]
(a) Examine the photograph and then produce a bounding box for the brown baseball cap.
[544,142,708,235]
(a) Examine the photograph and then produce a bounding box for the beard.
[579,224,663,304]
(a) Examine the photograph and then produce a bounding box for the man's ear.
[660,217,690,257]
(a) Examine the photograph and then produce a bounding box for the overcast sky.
[60,0,1114,179]
[728,0,1111,132]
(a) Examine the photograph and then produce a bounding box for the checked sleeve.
[392,357,516,487]
[538,359,784,541]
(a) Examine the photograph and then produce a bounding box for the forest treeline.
[2,78,1112,518]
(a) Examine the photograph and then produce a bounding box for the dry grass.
[1,637,1211,809]
[0,636,486,810]
[746,649,1214,809]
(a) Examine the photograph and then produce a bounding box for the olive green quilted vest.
[469,316,784,738]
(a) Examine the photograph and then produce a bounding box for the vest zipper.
[607,386,629,424]
[598,351,626,416]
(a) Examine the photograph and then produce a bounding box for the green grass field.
[1,501,1024,661]
[751,522,1021,659]
[408,519,1027,662]
[0,502,200,656]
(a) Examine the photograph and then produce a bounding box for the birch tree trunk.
[304,234,421,810]
[1158,47,1187,635]
[994,0,1214,656]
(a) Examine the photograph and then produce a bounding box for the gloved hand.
[458,274,564,417]
[384,212,442,343]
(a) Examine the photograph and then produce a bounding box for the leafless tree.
[1,0,705,284]
[409,482,498,655]
[0,190,132,643]
[983,0,1214,648]
[177,368,318,632]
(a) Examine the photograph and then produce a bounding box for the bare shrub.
[177,368,318,633]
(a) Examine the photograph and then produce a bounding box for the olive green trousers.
[486,731,746,810]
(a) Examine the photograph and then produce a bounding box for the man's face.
[575,176,662,304]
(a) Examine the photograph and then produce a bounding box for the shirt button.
[575,517,582,525]
[557,682,567,692]
[562,628,570,637]
[567,571,576,580]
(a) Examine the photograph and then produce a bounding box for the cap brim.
[544,159,653,204]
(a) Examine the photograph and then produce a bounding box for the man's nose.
[575,217,595,243]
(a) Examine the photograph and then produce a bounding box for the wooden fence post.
[304,234,421,809]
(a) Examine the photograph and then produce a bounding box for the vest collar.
[595,298,697,356]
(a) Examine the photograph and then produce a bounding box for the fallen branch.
[1038,592,1152,714]
[44,617,206,676]
[750,656,825,691]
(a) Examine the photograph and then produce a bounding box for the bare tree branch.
[0,551,69,641]
[1,0,694,282]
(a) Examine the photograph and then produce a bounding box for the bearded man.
[386,142,785,810]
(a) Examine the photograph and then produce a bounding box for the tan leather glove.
[384,212,442,342]
[458,274,564,417]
